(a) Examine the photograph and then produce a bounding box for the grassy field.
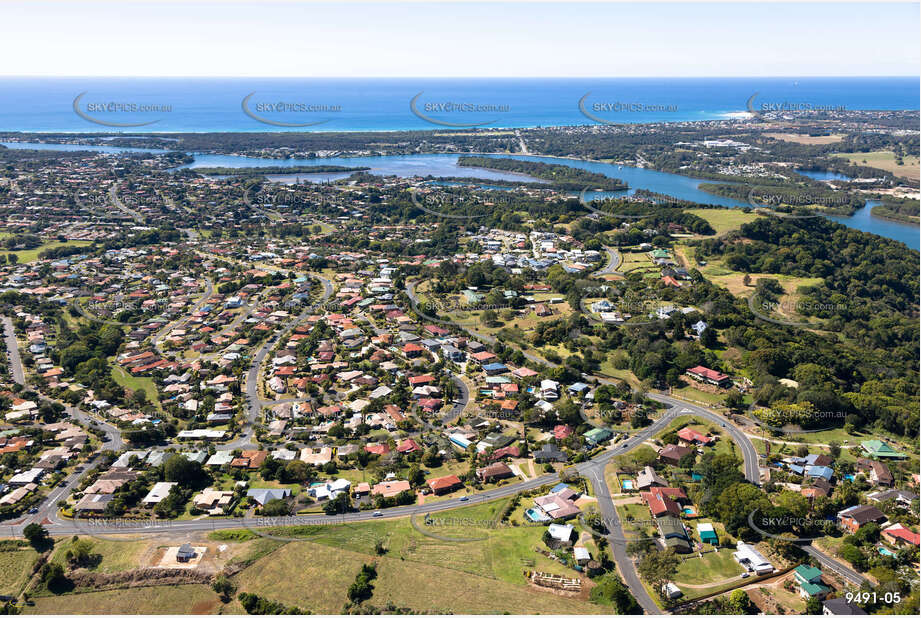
[7,240,93,264]
[833,150,920,181]
[686,208,761,235]
[673,548,743,586]
[25,584,224,614]
[224,496,604,613]
[110,364,163,413]
[49,537,147,574]
[234,538,603,614]
[763,133,845,145]
[0,547,39,596]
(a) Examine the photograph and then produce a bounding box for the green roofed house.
[650,249,670,259]
[697,522,718,545]
[584,427,613,446]
[860,440,907,460]
[793,565,829,599]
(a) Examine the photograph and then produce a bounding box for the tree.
[589,573,641,613]
[23,523,50,549]
[212,575,236,602]
[163,455,209,488]
[637,548,680,596]
[261,498,291,516]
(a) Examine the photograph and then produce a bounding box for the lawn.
[673,548,743,586]
[833,150,920,181]
[0,547,40,596]
[25,584,224,614]
[686,208,761,235]
[8,240,93,264]
[49,537,147,574]
[110,364,163,413]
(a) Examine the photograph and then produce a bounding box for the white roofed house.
[142,482,178,506]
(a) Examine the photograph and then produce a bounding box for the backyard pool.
[683,506,699,518]
[621,479,635,491]
[525,507,551,523]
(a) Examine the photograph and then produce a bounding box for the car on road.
[27,507,38,514]
[373,511,383,517]
[459,496,469,501]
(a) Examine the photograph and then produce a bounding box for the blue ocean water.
[0,77,916,132]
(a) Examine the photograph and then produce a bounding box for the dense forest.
[456,156,628,191]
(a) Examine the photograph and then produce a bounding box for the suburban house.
[659,444,694,465]
[427,474,463,495]
[636,466,667,490]
[794,565,829,600]
[733,541,774,575]
[657,514,692,553]
[685,365,731,388]
[823,598,867,615]
[881,523,920,548]
[476,462,515,483]
[860,440,907,460]
[837,504,887,533]
[676,427,714,446]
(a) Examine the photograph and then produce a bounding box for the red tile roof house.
[397,438,421,454]
[403,343,423,358]
[372,480,412,498]
[365,443,391,456]
[685,365,732,388]
[642,490,682,517]
[677,427,715,446]
[428,474,464,495]
[489,445,520,461]
[882,523,920,548]
[553,425,573,440]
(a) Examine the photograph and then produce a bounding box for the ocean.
[0,77,916,133]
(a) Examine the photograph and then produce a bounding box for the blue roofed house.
[482,362,508,375]
[805,465,834,481]
[567,382,590,398]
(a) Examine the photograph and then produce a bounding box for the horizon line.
[0,74,918,79]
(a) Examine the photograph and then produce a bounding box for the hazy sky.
[2,1,918,77]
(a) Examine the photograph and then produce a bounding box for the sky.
[1,1,918,77]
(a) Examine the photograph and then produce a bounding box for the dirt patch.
[68,567,214,591]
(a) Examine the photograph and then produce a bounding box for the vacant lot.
[686,208,761,235]
[763,133,844,145]
[234,539,602,614]
[833,150,920,181]
[25,584,223,614]
[49,538,147,574]
[0,547,39,596]
[673,548,743,587]
[7,240,93,264]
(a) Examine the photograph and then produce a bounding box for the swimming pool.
[878,546,896,557]
[621,479,634,490]
[682,506,699,517]
[525,507,551,523]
